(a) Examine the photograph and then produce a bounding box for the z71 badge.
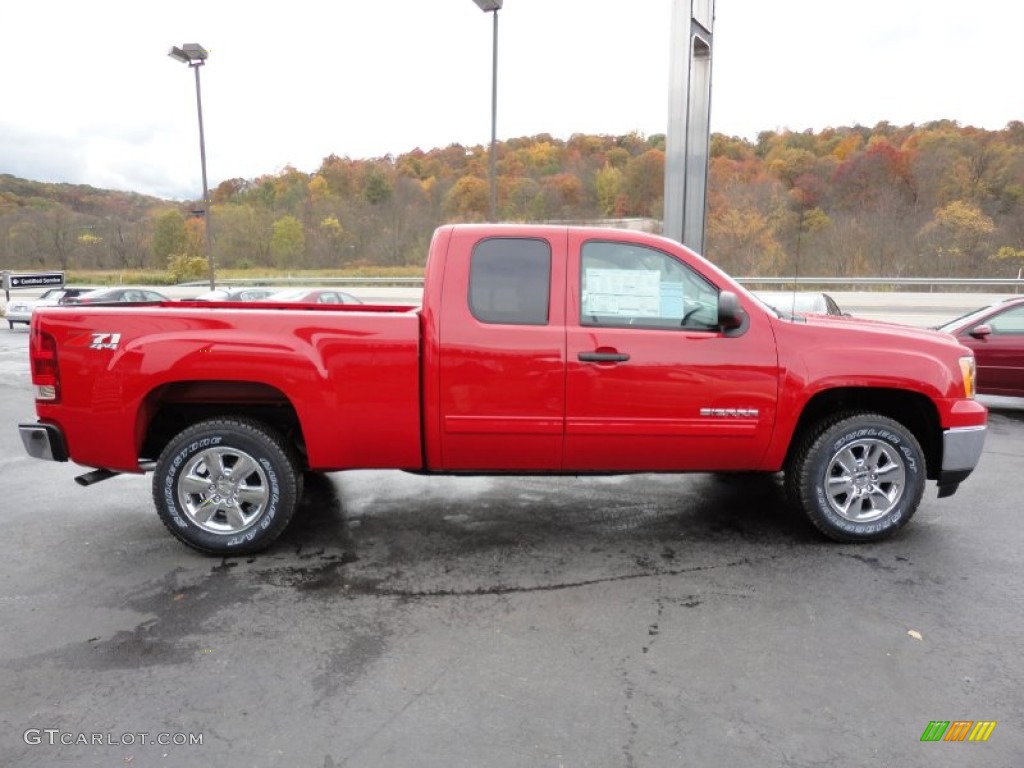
[89,333,121,350]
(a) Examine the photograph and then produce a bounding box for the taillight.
[31,329,60,402]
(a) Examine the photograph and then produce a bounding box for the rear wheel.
[786,413,925,542]
[153,417,302,555]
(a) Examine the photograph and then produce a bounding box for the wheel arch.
[784,387,942,480]
[137,380,307,468]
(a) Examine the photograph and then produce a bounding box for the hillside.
[1,121,1022,278]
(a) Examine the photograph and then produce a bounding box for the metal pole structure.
[192,63,215,289]
[663,1,714,252]
[488,7,499,222]
[169,44,215,289]
[473,1,503,221]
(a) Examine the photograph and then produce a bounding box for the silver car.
[262,288,363,305]
[752,290,849,317]
[5,287,101,328]
[191,287,278,302]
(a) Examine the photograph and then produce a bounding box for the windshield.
[935,304,998,332]
[743,289,785,318]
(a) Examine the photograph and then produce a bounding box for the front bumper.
[937,424,986,496]
[19,422,68,462]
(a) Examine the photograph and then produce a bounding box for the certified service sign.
[2,272,65,290]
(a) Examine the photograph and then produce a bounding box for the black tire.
[785,413,925,542]
[153,417,302,555]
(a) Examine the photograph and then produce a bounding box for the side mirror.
[718,291,747,331]
[969,324,992,339]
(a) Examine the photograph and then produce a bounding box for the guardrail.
[178,277,426,287]
[179,276,1024,291]
[733,276,1024,291]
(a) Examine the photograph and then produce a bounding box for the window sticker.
[660,281,685,317]
[583,268,661,317]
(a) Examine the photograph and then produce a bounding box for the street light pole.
[473,0,503,222]
[168,43,216,290]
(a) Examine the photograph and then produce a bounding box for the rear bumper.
[937,424,986,495]
[18,422,68,462]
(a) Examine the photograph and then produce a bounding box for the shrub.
[167,254,209,283]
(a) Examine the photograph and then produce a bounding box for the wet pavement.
[1,328,1022,767]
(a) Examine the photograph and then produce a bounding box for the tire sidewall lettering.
[829,428,919,477]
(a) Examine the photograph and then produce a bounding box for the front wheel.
[153,417,302,555]
[786,413,926,542]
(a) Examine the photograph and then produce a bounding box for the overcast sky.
[2,0,1021,201]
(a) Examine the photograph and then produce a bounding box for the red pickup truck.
[19,224,987,554]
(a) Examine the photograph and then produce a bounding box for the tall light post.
[168,43,216,289]
[472,0,502,222]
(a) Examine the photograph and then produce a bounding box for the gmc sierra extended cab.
[19,224,987,554]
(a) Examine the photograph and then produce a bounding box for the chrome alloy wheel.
[176,446,270,534]
[824,438,907,523]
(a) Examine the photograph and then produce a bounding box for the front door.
[563,234,780,471]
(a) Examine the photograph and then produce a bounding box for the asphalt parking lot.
[0,325,1022,767]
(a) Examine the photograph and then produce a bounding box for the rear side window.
[468,238,551,325]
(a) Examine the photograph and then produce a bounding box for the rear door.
[563,233,780,471]
[436,229,567,470]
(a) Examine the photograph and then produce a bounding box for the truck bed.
[33,302,424,473]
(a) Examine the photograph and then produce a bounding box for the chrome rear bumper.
[18,423,68,462]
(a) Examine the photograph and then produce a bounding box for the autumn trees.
[707,122,1023,278]
[1,121,1022,279]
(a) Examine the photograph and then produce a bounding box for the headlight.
[958,356,976,399]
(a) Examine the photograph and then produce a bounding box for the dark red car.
[938,297,1024,397]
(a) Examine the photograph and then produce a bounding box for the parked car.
[61,288,171,305]
[753,291,848,317]
[261,288,363,305]
[937,296,1024,397]
[4,287,100,328]
[191,287,277,302]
